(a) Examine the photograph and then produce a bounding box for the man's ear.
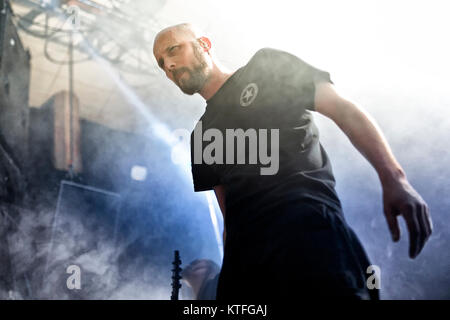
[198,36,212,52]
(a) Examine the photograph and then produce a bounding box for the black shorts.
[216,199,380,300]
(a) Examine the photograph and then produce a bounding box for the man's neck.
[199,65,234,101]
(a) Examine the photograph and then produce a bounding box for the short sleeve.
[190,125,221,192]
[257,48,333,111]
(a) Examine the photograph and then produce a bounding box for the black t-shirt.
[190,48,342,226]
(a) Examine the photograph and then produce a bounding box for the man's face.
[153,30,210,95]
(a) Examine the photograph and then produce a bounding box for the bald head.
[154,23,198,50]
[152,23,213,95]
[152,23,208,60]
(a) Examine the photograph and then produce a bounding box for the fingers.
[384,206,400,242]
[403,204,432,259]
[423,204,433,237]
[402,205,420,258]
[417,204,432,254]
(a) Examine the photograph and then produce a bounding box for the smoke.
[5,0,448,300]
[313,75,450,299]
[194,0,450,299]
[3,196,203,300]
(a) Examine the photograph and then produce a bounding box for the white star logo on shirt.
[240,83,258,107]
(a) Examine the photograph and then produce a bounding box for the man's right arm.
[213,185,226,244]
[314,82,432,258]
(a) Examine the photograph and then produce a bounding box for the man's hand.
[382,176,433,259]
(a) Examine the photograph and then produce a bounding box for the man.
[153,23,432,300]
[181,259,220,300]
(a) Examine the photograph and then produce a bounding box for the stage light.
[131,165,147,181]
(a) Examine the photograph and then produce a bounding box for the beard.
[173,43,209,95]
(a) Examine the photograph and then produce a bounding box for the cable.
[44,36,92,64]
[10,0,160,72]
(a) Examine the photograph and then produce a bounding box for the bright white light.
[131,165,147,181]
[72,27,223,258]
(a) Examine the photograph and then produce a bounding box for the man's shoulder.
[240,48,280,76]
[250,47,295,61]
[245,47,300,72]
[253,47,289,56]
[248,47,275,65]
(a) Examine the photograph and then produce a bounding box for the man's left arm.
[314,82,433,259]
